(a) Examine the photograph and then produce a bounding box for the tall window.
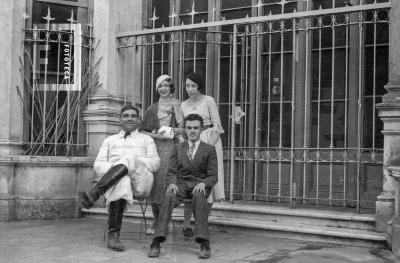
[136,0,389,208]
[23,0,92,156]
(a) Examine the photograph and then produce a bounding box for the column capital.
[378,83,400,105]
[83,95,124,156]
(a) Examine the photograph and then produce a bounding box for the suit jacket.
[166,141,218,189]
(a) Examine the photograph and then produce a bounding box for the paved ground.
[0,218,398,263]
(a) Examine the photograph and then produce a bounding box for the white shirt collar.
[118,129,139,138]
[188,139,201,149]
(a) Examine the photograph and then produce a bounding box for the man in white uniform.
[80,105,160,251]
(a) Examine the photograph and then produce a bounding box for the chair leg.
[168,214,176,240]
[137,198,149,240]
[103,222,108,243]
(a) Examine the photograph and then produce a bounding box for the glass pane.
[263,0,297,15]
[311,49,347,101]
[364,46,388,96]
[222,0,252,9]
[261,53,293,102]
[180,0,208,13]
[221,8,251,21]
[364,0,390,3]
[260,103,292,147]
[363,98,383,148]
[311,102,346,148]
[263,30,294,53]
[152,0,170,28]
[219,58,232,103]
[312,0,347,9]
[153,41,170,62]
[184,31,207,59]
[180,13,208,24]
[365,19,389,45]
[32,1,77,24]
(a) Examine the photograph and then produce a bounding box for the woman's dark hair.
[184,113,203,128]
[120,105,139,117]
[185,72,204,93]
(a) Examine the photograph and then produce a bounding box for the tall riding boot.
[107,199,126,251]
[80,164,128,209]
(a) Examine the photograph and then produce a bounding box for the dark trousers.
[108,199,126,234]
[155,184,211,243]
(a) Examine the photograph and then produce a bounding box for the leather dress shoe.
[148,242,161,257]
[79,192,94,209]
[182,227,194,237]
[199,243,211,259]
[107,232,125,251]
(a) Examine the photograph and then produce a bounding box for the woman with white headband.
[141,74,184,235]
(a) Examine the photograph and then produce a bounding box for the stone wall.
[0,156,95,221]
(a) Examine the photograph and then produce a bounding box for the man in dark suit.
[148,113,218,259]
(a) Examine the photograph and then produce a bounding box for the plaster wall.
[0,156,95,221]
[0,0,25,154]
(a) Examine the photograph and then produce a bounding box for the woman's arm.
[207,131,219,146]
[207,96,224,145]
[141,130,168,140]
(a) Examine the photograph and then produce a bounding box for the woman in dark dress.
[141,75,183,234]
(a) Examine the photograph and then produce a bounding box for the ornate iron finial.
[150,7,159,29]
[318,16,323,26]
[188,1,198,24]
[169,5,177,25]
[23,12,30,20]
[212,8,216,21]
[255,0,263,16]
[67,10,76,24]
[373,9,378,22]
[42,7,55,29]
[280,0,288,14]
[254,0,263,10]
[256,23,262,34]
[331,14,337,25]
[280,20,285,32]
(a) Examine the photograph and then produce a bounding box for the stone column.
[83,0,144,156]
[0,0,25,155]
[376,0,400,233]
[0,0,26,221]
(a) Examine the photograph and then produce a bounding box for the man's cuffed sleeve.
[203,146,218,187]
[136,137,160,173]
[93,139,113,178]
[113,156,134,173]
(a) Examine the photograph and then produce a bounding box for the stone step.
[211,202,376,231]
[81,202,386,247]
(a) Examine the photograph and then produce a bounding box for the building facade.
[2,0,400,244]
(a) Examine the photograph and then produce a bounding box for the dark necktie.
[187,143,195,162]
[124,131,131,139]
